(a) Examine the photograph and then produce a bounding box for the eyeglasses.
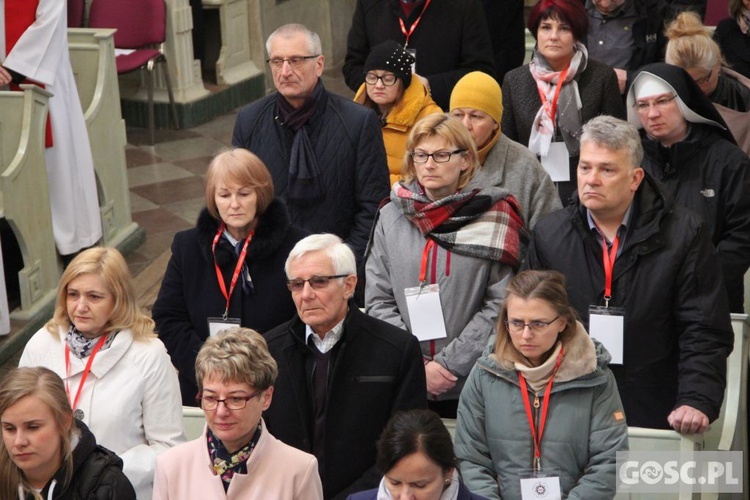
[410,149,466,164]
[365,72,398,86]
[634,95,677,112]
[286,274,349,292]
[196,391,260,411]
[505,316,560,334]
[266,55,319,70]
[694,68,715,86]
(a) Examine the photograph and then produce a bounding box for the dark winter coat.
[523,173,733,429]
[714,18,750,80]
[231,82,389,262]
[342,0,495,110]
[152,199,307,405]
[263,307,428,500]
[501,59,625,204]
[641,124,750,313]
[32,421,135,500]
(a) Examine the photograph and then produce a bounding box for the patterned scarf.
[528,42,588,157]
[66,326,116,359]
[391,183,528,268]
[206,424,262,492]
[277,80,325,203]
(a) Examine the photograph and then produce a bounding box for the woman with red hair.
[501,0,624,204]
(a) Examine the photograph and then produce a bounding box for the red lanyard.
[399,0,432,47]
[64,335,108,412]
[536,66,569,126]
[212,224,254,319]
[600,235,619,307]
[518,347,564,471]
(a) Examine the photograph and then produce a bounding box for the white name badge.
[540,142,570,182]
[519,470,562,500]
[588,306,625,364]
[404,284,448,342]
[207,317,241,337]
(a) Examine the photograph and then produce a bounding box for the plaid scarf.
[391,183,528,267]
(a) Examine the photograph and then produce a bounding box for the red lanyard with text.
[418,239,451,362]
[399,0,432,47]
[212,224,254,319]
[64,335,107,412]
[518,347,564,472]
[536,66,569,126]
[600,235,619,308]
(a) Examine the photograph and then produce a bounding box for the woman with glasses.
[666,12,750,113]
[501,0,624,203]
[366,113,526,418]
[714,0,750,80]
[454,270,627,499]
[152,149,307,406]
[1,367,136,500]
[18,247,184,499]
[153,327,323,499]
[626,62,750,313]
[353,40,442,185]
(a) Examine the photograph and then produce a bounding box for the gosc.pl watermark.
[617,451,743,493]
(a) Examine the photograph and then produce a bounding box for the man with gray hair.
[232,24,389,264]
[263,234,426,499]
[523,115,732,433]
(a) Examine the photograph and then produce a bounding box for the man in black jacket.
[232,24,389,264]
[263,234,427,499]
[524,115,733,431]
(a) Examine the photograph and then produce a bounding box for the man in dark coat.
[627,63,750,313]
[342,0,495,110]
[263,234,427,499]
[232,23,389,263]
[524,115,733,431]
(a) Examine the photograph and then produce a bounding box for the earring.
[444,478,451,486]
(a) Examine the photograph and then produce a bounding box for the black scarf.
[276,80,326,203]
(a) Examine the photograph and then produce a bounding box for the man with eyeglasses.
[627,63,750,313]
[524,115,733,433]
[232,23,389,266]
[263,234,426,499]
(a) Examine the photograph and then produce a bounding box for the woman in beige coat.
[152,328,323,500]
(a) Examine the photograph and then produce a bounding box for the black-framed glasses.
[196,391,261,411]
[505,316,560,334]
[410,149,466,164]
[365,72,398,86]
[634,95,677,112]
[266,55,319,70]
[286,274,349,292]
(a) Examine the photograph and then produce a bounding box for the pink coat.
[152,419,323,499]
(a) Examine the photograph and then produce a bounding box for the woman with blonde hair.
[19,247,184,499]
[153,327,323,499]
[366,113,526,418]
[666,11,750,112]
[1,366,135,499]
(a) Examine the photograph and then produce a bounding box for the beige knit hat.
[449,71,504,124]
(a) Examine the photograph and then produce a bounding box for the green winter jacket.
[455,323,628,499]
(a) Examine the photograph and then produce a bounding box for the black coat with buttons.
[523,173,733,429]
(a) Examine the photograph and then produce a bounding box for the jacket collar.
[285,304,364,347]
[196,198,293,265]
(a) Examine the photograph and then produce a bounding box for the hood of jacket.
[195,197,294,267]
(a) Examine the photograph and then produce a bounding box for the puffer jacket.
[455,325,628,500]
[354,77,443,185]
[26,421,136,500]
[523,173,733,429]
[231,80,389,261]
[641,123,750,313]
